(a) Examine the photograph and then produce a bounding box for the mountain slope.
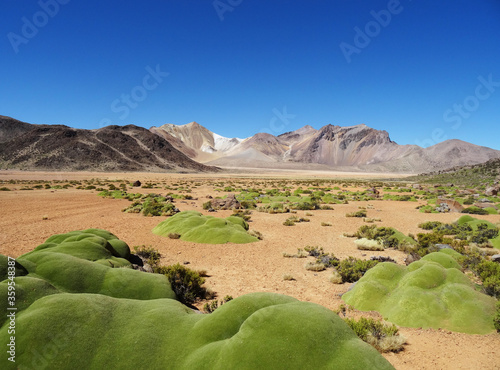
[153,122,242,160]
[0,119,217,172]
[366,139,500,173]
[0,115,34,143]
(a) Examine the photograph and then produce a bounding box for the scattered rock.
[132,180,141,187]
[474,202,496,209]
[491,254,500,263]
[437,199,464,212]
[412,184,423,190]
[485,186,498,196]
[404,252,421,265]
[435,244,452,250]
[208,193,241,210]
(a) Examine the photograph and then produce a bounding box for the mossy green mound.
[456,215,500,248]
[0,230,393,369]
[0,230,176,328]
[456,215,496,229]
[153,211,259,244]
[343,251,496,334]
[0,292,393,369]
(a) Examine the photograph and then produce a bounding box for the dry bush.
[305,262,326,272]
[355,238,384,251]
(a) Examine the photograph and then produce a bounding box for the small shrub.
[418,221,443,230]
[203,295,233,313]
[232,209,252,222]
[321,222,332,227]
[355,238,384,251]
[305,261,326,272]
[476,260,500,298]
[156,263,207,304]
[344,317,405,353]
[168,233,181,239]
[283,219,295,226]
[346,210,367,218]
[133,245,161,268]
[283,274,295,281]
[202,201,212,210]
[337,257,378,283]
[240,200,256,209]
[330,270,343,284]
[462,206,489,215]
[248,230,263,240]
[0,187,11,191]
[494,301,500,332]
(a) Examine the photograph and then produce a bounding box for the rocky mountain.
[0,117,217,172]
[0,115,34,143]
[157,121,500,173]
[3,115,499,173]
[152,122,242,161]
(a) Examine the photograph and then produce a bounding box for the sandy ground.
[1,171,499,369]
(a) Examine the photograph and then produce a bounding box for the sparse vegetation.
[337,257,379,283]
[156,263,207,304]
[344,317,406,353]
[203,295,233,313]
[346,210,367,218]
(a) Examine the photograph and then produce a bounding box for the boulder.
[132,180,141,187]
[209,193,241,210]
[437,199,464,212]
[479,198,492,203]
[485,186,498,196]
[491,254,500,263]
[474,202,497,209]
[435,244,453,250]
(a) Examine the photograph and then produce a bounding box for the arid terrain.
[1,170,499,369]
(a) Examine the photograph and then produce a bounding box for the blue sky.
[1,0,499,149]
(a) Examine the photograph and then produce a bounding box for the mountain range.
[152,121,500,173]
[1,115,499,173]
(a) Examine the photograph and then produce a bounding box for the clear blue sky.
[1,0,499,149]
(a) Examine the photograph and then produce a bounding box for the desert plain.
[1,169,499,370]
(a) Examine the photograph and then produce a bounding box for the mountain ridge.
[2,115,499,173]
[154,121,500,173]
[0,116,217,172]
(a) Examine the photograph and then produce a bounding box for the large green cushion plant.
[0,230,394,369]
[343,251,496,334]
[153,211,259,244]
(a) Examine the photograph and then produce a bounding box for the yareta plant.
[0,229,394,369]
